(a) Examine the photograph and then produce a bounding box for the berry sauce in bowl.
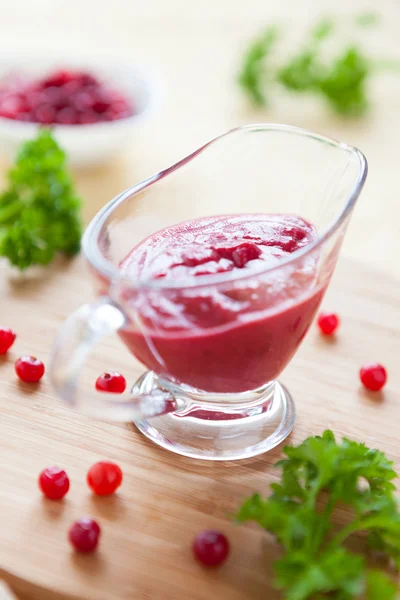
[0,53,157,166]
[0,69,135,125]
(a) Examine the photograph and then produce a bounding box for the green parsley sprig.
[236,430,400,599]
[238,15,399,117]
[0,129,82,270]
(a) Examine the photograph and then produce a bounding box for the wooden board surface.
[0,1,400,598]
[1,255,399,600]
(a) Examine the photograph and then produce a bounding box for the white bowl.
[0,54,158,167]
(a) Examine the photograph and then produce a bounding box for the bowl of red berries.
[0,54,156,166]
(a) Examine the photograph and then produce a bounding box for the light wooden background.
[0,1,399,599]
[0,0,398,277]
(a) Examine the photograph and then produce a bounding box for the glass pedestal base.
[132,372,295,461]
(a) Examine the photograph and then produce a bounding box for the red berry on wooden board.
[15,356,45,382]
[360,363,387,392]
[317,312,340,335]
[87,461,123,496]
[193,530,230,566]
[69,518,101,553]
[95,372,126,393]
[0,327,16,354]
[38,466,70,500]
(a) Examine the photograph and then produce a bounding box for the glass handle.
[50,297,178,422]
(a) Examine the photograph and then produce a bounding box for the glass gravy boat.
[50,124,367,460]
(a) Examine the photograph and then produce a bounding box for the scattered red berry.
[15,355,45,382]
[95,372,126,393]
[360,363,387,392]
[87,461,123,496]
[69,518,101,553]
[38,466,70,500]
[317,312,340,335]
[0,70,134,125]
[0,327,16,354]
[192,530,230,567]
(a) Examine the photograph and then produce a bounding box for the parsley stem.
[327,513,390,551]
[310,493,337,553]
[328,521,361,550]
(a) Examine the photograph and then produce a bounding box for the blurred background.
[0,0,399,276]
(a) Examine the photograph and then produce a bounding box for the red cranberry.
[56,107,78,124]
[35,104,56,124]
[79,110,98,124]
[39,466,70,500]
[360,363,387,392]
[0,327,16,354]
[25,91,47,110]
[72,90,94,111]
[69,518,101,553]
[317,312,340,335]
[95,372,126,393]
[87,461,123,496]
[42,69,76,88]
[62,79,82,97]
[0,96,22,118]
[15,356,45,382]
[79,73,98,87]
[92,100,111,114]
[43,86,64,106]
[193,530,230,566]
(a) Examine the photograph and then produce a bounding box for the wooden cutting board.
[0,255,399,600]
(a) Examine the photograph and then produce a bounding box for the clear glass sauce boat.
[50,124,367,460]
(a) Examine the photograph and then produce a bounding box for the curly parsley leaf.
[237,26,279,106]
[0,129,82,270]
[236,430,400,599]
[237,16,399,117]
